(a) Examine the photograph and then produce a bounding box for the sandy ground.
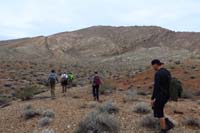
[0,85,200,133]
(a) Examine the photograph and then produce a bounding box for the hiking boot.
[165,118,175,131]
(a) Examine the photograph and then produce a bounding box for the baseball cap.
[151,59,164,65]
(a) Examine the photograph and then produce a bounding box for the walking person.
[92,72,101,101]
[60,72,68,95]
[151,59,174,133]
[48,70,58,99]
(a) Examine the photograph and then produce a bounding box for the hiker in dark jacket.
[92,72,101,101]
[151,59,174,133]
[48,70,58,99]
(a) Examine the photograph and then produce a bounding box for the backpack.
[49,73,57,85]
[93,76,101,86]
[68,74,74,82]
[169,77,183,101]
[61,74,68,82]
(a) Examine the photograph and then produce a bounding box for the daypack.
[61,74,68,83]
[48,73,57,84]
[169,77,183,101]
[93,76,101,86]
[68,74,74,82]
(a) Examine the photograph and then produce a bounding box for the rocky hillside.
[0,26,200,69]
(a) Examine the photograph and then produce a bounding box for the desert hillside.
[0,26,200,133]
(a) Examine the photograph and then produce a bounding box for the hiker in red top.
[92,72,101,101]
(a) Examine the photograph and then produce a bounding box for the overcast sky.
[1,0,200,40]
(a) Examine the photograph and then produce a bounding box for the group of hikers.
[48,70,74,97]
[47,59,178,133]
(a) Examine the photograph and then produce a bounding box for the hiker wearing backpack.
[151,59,174,133]
[92,72,101,101]
[48,70,58,99]
[60,72,68,95]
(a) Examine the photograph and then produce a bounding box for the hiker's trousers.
[92,85,99,100]
[50,84,56,97]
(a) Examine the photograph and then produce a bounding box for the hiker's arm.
[151,73,160,100]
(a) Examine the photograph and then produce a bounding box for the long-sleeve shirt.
[151,68,171,100]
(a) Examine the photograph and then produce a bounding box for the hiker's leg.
[92,86,96,100]
[51,84,55,98]
[96,85,99,101]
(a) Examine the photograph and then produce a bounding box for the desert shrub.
[100,80,116,95]
[16,84,45,101]
[123,90,138,102]
[75,111,120,133]
[97,100,119,114]
[79,103,87,109]
[42,110,55,118]
[38,117,52,127]
[140,114,160,129]
[0,96,11,106]
[183,117,200,127]
[169,77,183,101]
[21,105,41,119]
[133,102,151,114]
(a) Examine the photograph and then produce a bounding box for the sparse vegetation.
[75,111,120,133]
[140,114,160,129]
[42,110,55,118]
[38,117,52,127]
[183,117,200,128]
[0,96,11,106]
[97,100,119,114]
[21,105,41,119]
[100,80,116,95]
[16,84,46,101]
[123,89,138,102]
[133,102,151,114]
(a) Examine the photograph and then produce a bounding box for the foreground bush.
[123,90,138,102]
[21,105,41,119]
[140,114,159,129]
[42,110,55,118]
[38,117,52,127]
[75,111,120,133]
[97,100,119,114]
[133,102,151,114]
